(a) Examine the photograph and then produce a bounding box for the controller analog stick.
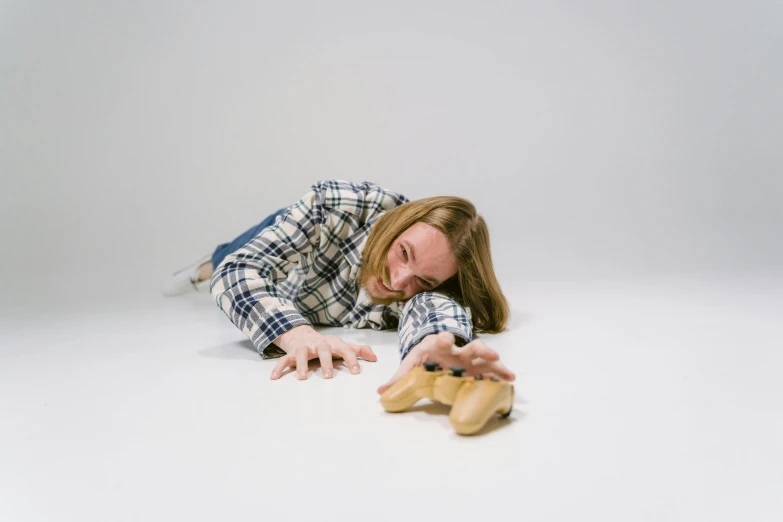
[449,366,466,377]
[423,361,440,372]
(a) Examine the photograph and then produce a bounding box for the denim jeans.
[211,207,289,269]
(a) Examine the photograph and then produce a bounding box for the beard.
[357,262,404,306]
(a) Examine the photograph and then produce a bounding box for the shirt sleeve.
[209,185,324,357]
[396,291,473,360]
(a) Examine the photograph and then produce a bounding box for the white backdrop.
[1,0,781,307]
[2,4,783,521]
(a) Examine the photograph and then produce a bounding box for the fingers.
[419,334,515,382]
[487,360,516,381]
[296,346,309,380]
[347,343,377,362]
[271,354,295,380]
[470,357,516,381]
[270,336,376,381]
[339,345,361,374]
[376,380,394,395]
[457,339,500,362]
[377,351,421,395]
[322,338,375,377]
[431,331,456,354]
[317,343,334,379]
[331,338,373,374]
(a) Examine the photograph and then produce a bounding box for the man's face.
[364,222,458,305]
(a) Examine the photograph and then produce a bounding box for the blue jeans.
[211,207,289,269]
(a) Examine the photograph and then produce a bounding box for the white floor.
[1,273,782,522]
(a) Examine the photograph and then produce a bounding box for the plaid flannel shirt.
[210,180,473,360]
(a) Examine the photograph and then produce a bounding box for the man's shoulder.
[311,179,409,217]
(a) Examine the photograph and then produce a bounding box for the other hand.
[272,325,377,380]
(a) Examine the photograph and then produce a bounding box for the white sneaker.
[161,255,212,297]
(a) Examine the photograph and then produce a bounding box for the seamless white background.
[1,2,781,521]
[2,1,781,306]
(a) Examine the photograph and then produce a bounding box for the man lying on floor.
[164,179,516,393]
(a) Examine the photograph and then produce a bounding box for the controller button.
[490,377,500,382]
[449,366,466,377]
[474,375,484,380]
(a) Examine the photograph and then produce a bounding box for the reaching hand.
[377,331,516,394]
[272,325,377,380]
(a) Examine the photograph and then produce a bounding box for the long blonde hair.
[361,196,509,334]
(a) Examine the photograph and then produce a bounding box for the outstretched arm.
[396,291,473,360]
[380,292,514,394]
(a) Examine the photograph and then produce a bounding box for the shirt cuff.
[249,307,312,357]
[401,325,471,361]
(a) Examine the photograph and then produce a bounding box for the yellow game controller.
[380,361,514,435]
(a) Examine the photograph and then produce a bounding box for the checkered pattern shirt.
[210,179,473,360]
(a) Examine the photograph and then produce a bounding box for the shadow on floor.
[390,400,525,437]
[197,342,353,379]
[198,339,261,361]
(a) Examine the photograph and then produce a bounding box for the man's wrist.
[274,324,315,352]
[409,334,437,357]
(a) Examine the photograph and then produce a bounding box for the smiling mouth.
[380,280,394,293]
